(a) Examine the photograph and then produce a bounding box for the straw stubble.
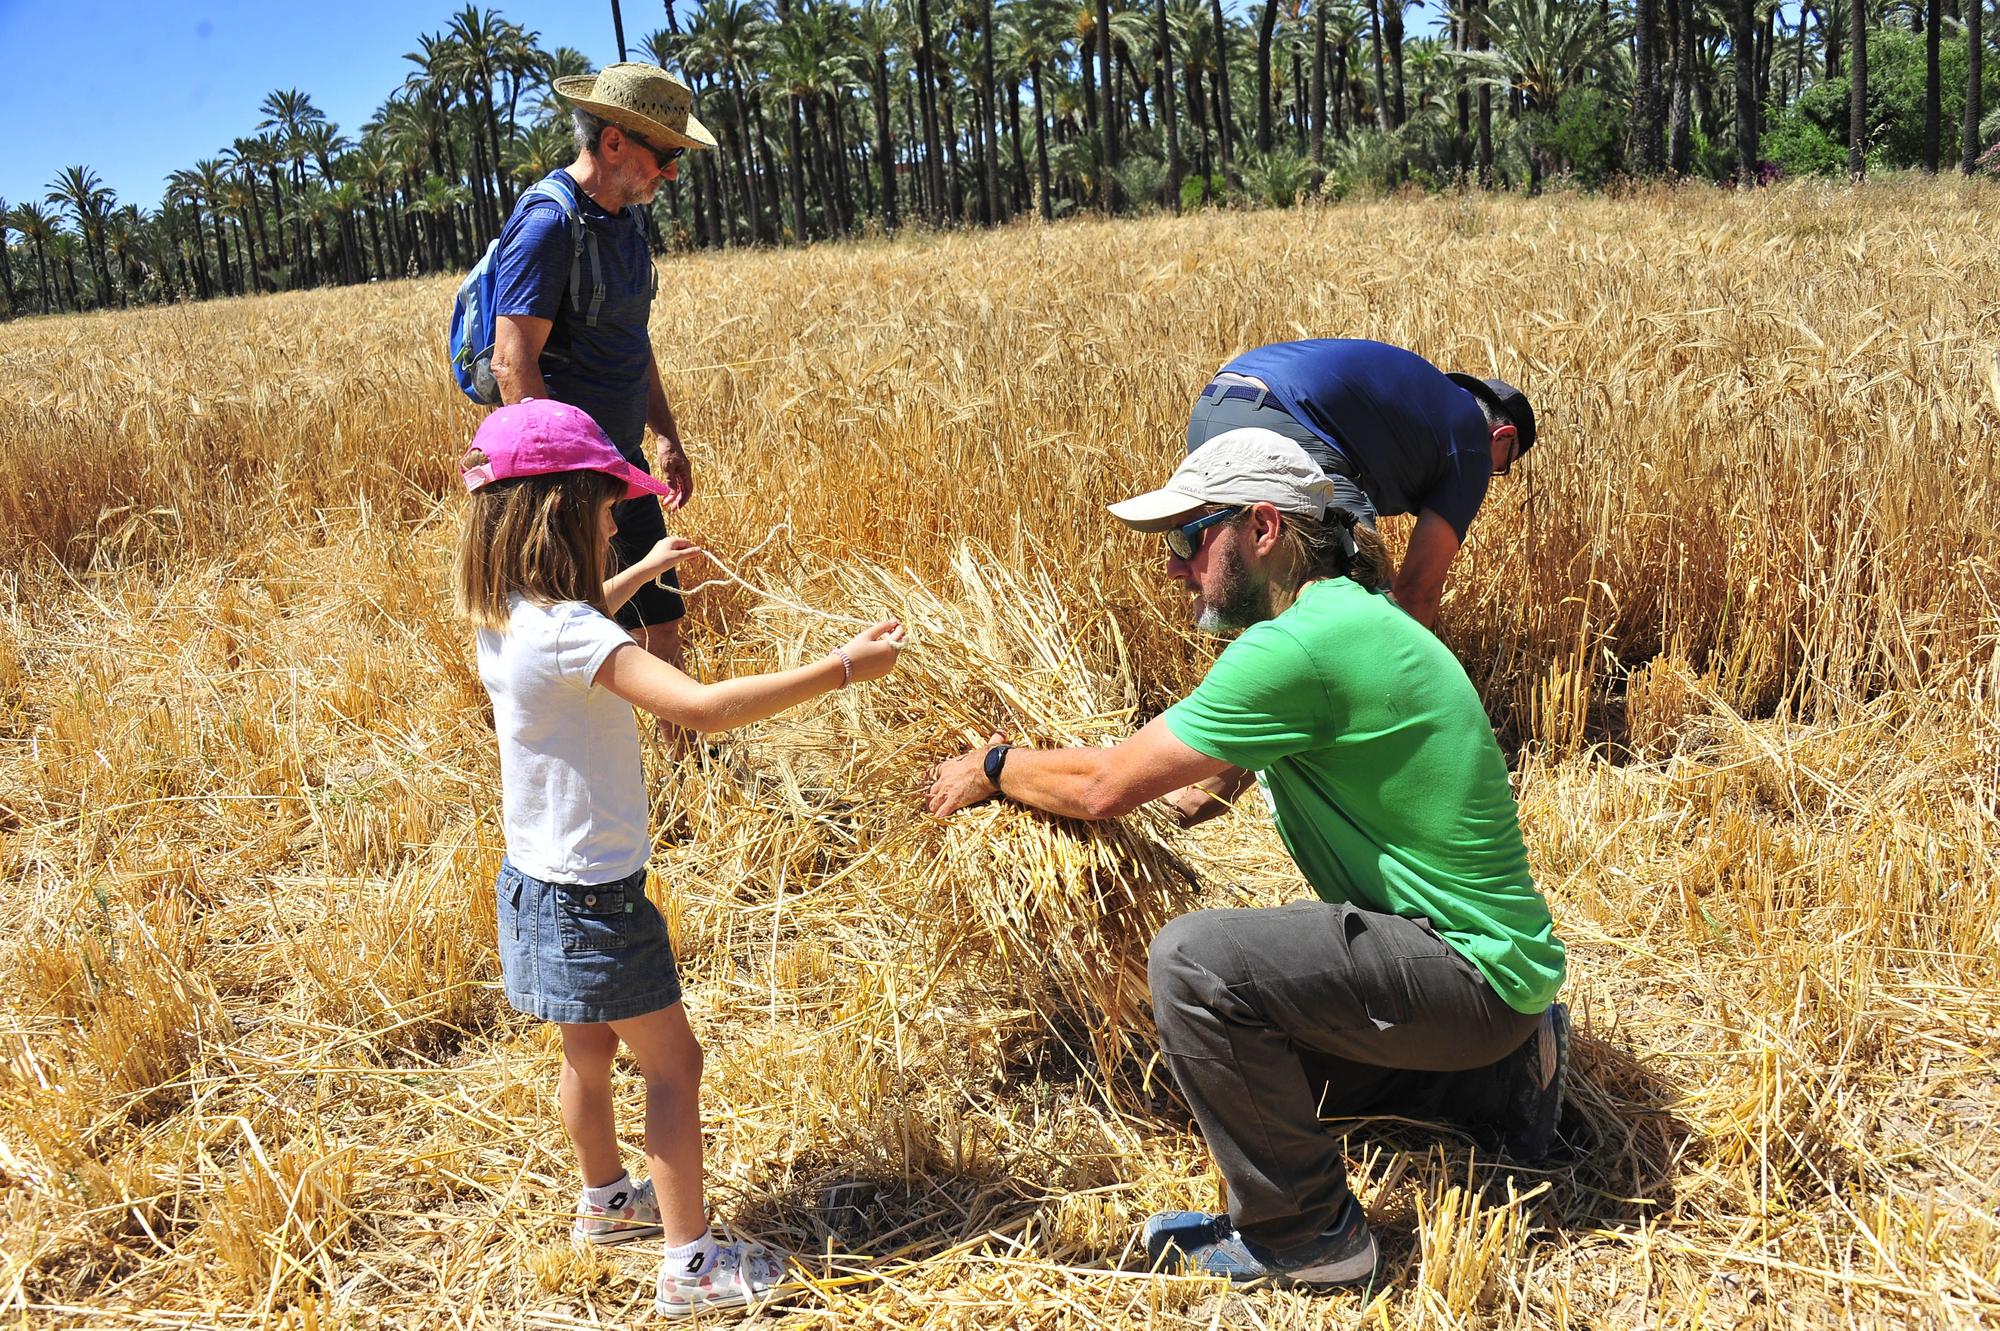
[1,179,1996,1328]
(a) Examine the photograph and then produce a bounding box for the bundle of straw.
[684,540,1206,1095]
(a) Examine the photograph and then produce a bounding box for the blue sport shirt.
[492,169,655,456]
[1221,339,1495,540]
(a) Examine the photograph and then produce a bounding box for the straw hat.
[553,62,717,152]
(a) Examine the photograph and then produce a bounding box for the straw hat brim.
[553,74,717,152]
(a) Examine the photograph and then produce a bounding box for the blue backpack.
[449,172,609,405]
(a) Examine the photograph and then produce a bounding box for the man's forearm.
[494,356,549,405]
[646,356,681,447]
[992,746,1136,821]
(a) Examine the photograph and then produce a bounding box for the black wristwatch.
[982,744,1013,793]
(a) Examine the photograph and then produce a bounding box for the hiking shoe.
[1140,1198,1377,1287]
[654,1238,790,1319]
[1501,1002,1570,1163]
[569,1176,663,1246]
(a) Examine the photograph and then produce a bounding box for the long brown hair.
[452,456,626,630]
[1275,511,1394,594]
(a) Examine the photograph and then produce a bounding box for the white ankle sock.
[582,1173,634,1210]
[662,1228,720,1277]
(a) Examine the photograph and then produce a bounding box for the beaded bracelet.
[833,647,853,688]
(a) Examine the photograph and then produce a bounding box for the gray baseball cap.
[1109,428,1338,531]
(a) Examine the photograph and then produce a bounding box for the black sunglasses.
[626,130,685,172]
[1164,506,1244,560]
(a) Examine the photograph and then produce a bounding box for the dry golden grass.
[2,178,1997,1328]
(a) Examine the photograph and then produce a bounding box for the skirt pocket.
[555,880,639,954]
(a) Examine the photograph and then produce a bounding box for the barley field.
[2,180,1997,1329]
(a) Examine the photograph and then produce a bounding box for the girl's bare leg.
[609,1002,707,1243]
[557,1021,623,1188]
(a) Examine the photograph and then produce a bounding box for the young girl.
[453,398,902,1317]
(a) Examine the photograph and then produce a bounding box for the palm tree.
[0,198,16,316]
[1632,0,1664,171]
[166,166,221,297]
[258,89,328,282]
[1964,0,1984,173]
[105,205,149,302]
[46,165,117,307]
[852,0,903,228]
[10,202,59,314]
[769,2,828,241]
[1848,0,1866,178]
[1732,0,1758,180]
[687,0,775,243]
[1460,0,1621,187]
[48,230,86,311]
[222,136,282,287]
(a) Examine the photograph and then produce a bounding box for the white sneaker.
[654,1238,790,1319]
[569,1176,663,1245]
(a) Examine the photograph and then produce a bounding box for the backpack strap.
[524,172,605,329]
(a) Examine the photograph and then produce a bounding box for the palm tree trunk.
[1210,0,1237,171]
[1635,0,1664,171]
[1669,0,1694,173]
[1965,0,1985,173]
[1386,0,1407,127]
[1848,1,1868,179]
[1367,0,1390,130]
[1922,0,1941,170]
[32,236,51,314]
[1008,77,1030,211]
[941,79,966,221]
[874,59,900,228]
[785,99,811,241]
[982,0,1003,221]
[1793,5,1814,108]
[1031,59,1053,221]
[1160,0,1184,204]
[1257,0,1280,152]
[916,0,947,223]
[1098,0,1121,208]
[1733,0,1759,181]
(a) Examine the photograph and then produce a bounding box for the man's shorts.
[1187,377,1377,528]
[611,486,686,632]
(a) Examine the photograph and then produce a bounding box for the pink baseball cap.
[461,398,675,501]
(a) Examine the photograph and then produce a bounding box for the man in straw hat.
[490,62,715,673]
[1186,338,1537,631]
[924,428,1568,1290]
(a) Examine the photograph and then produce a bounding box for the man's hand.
[1161,766,1255,828]
[653,440,694,509]
[927,731,1009,818]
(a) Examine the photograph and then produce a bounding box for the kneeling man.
[924,428,1568,1288]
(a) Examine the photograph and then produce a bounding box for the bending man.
[1186,338,1536,629]
[925,428,1568,1288]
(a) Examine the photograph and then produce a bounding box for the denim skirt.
[495,859,683,1024]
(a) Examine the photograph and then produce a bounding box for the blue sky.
[0,0,634,213]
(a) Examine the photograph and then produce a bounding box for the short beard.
[1194,541,1270,636]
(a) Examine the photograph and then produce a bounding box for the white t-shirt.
[477,595,648,884]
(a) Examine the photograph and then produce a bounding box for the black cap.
[1445,373,1537,455]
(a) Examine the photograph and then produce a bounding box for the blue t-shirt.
[1222,339,1495,540]
[493,170,655,455]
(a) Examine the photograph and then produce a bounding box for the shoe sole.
[1506,1002,1571,1164]
[1283,1228,1379,1287]
[570,1221,664,1247]
[654,1288,780,1319]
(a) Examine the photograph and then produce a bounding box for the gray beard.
[1194,546,1268,636]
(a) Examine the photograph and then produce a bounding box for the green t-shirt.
[1162,577,1565,1014]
